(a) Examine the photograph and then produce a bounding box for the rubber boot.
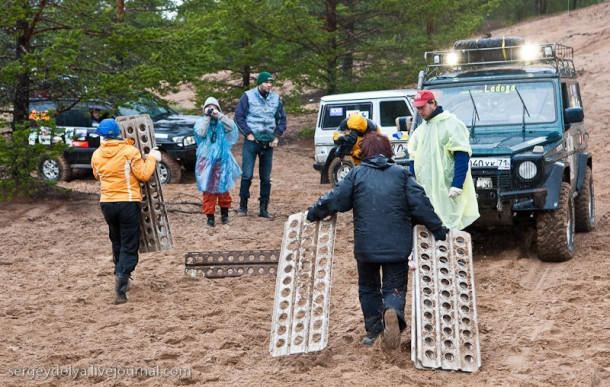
[259,201,271,218]
[115,276,129,305]
[206,214,215,227]
[220,207,230,224]
[238,198,247,216]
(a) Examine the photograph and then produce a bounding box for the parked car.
[414,37,594,262]
[29,97,199,184]
[313,89,417,186]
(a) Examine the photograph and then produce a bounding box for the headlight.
[182,135,195,147]
[475,177,493,190]
[519,44,540,61]
[518,161,537,180]
[446,52,460,66]
[172,136,184,147]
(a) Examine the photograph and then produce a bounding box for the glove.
[449,187,463,199]
[306,208,318,222]
[148,147,162,162]
[433,227,450,241]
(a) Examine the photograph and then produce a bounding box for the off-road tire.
[575,166,594,232]
[327,157,354,187]
[158,151,181,184]
[536,182,575,262]
[38,155,72,182]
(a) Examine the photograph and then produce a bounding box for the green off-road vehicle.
[416,37,594,261]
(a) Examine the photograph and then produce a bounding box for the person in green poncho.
[407,90,479,230]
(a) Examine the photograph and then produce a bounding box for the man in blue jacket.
[235,71,287,218]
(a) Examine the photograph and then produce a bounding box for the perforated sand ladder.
[269,212,337,357]
[411,225,481,372]
[116,115,173,253]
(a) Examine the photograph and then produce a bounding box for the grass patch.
[297,128,315,138]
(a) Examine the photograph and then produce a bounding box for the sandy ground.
[2,3,610,386]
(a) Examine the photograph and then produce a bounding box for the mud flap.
[411,225,481,372]
[269,212,337,357]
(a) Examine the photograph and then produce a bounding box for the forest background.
[0,0,604,192]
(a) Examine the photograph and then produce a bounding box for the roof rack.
[424,43,577,79]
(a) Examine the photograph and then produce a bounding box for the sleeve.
[219,114,235,133]
[451,151,470,189]
[91,153,100,180]
[274,98,287,137]
[445,118,472,155]
[129,148,157,183]
[234,94,251,136]
[404,170,444,234]
[226,122,239,146]
[308,171,355,220]
[407,126,421,161]
[194,117,211,139]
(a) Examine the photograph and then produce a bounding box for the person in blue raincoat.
[194,97,242,227]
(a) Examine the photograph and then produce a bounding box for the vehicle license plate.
[469,157,510,170]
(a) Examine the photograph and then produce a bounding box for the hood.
[154,113,200,134]
[361,155,395,169]
[470,131,562,155]
[98,139,133,158]
[203,97,222,113]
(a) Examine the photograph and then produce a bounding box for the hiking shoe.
[361,331,381,347]
[382,309,401,349]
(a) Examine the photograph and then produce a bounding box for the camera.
[205,107,215,117]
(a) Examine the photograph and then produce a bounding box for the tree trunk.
[325,0,338,94]
[12,19,31,131]
[116,0,125,20]
[241,65,251,89]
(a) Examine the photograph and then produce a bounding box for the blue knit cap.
[95,118,121,139]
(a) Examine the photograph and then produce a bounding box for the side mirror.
[564,107,584,124]
[395,116,412,132]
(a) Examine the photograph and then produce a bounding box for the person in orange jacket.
[91,118,160,304]
[333,113,379,165]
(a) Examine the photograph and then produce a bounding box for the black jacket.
[308,155,444,263]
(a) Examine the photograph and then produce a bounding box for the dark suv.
[28,98,199,184]
[414,37,594,262]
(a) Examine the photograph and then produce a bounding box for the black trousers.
[357,260,409,334]
[100,202,141,278]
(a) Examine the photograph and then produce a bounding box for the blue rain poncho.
[408,110,479,230]
[194,113,241,194]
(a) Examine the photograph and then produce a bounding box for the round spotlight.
[520,44,540,61]
[518,161,537,180]
[446,52,459,66]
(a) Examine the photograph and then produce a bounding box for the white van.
[313,89,417,185]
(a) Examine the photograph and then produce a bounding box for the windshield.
[430,81,557,128]
[119,98,173,121]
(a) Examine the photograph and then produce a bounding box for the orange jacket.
[91,139,157,202]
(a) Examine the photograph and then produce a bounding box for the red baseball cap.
[413,90,436,108]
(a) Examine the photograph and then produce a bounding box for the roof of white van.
[320,89,417,102]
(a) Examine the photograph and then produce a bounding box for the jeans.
[356,260,409,334]
[239,139,273,203]
[100,202,141,278]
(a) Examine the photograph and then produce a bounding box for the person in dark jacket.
[307,132,448,349]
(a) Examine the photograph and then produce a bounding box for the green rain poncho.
[408,111,479,230]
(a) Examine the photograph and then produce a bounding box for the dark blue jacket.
[308,155,445,263]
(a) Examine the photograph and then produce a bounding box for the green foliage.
[0,118,64,201]
[297,128,315,139]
